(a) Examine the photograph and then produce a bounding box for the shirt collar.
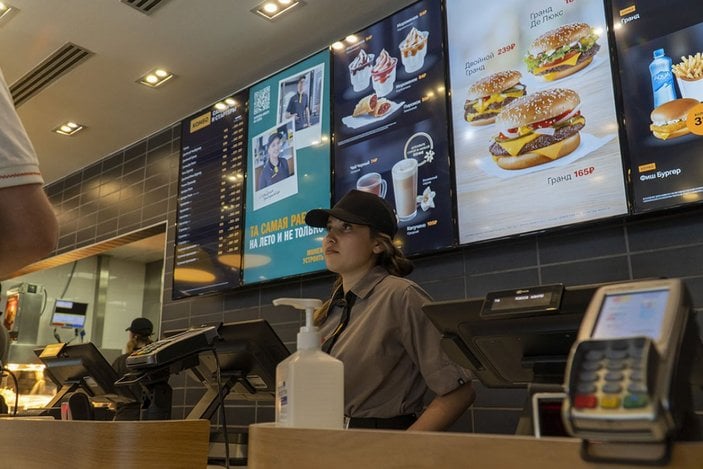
[348,265,388,300]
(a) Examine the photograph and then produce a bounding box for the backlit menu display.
[173,92,247,299]
[243,51,331,284]
[332,0,455,254]
[608,0,703,212]
[447,0,628,244]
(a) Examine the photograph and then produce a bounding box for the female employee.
[305,189,475,430]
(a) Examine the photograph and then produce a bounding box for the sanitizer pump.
[273,297,344,429]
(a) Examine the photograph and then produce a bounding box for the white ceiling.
[1,0,414,185]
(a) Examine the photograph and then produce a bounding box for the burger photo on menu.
[649,98,699,140]
[525,23,600,81]
[489,88,585,170]
[464,70,526,126]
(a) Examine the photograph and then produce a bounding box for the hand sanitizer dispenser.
[273,297,344,429]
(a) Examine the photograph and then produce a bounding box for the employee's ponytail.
[373,231,413,277]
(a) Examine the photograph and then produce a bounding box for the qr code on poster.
[253,86,271,115]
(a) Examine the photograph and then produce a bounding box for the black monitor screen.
[34,342,135,406]
[195,319,290,399]
[423,283,603,388]
[51,300,88,329]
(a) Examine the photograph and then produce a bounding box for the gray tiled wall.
[44,123,703,435]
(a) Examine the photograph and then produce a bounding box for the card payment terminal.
[562,278,700,462]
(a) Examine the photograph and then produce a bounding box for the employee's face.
[297,80,305,92]
[323,217,380,276]
[267,137,281,160]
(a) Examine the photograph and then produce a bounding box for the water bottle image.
[649,48,677,107]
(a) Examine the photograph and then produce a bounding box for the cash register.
[423,279,703,464]
[115,325,219,420]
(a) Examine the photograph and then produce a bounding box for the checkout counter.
[248,279,703,468]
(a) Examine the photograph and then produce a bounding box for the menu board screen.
[332,0,455,254]
[173,92,247,299]
[447,0,628,244]
[243,51,331,284]
[608,0,703,213]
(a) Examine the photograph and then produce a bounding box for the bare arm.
[408,382,476,432]
[0,183,57,277]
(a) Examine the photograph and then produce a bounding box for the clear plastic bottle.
[274,298,344,429]
[649,48,677,107]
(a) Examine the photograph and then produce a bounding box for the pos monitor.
[422,283,613,388]
[186,319,290,420]
[34,342,136,410]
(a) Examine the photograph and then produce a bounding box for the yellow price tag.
[686,103,703,136]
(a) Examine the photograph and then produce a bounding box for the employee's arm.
[0,183,57,276]
[408,382,475,432]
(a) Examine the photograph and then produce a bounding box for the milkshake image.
[392,158,418,222]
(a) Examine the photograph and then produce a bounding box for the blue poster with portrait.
[243,50,331,284]
[332,0,455,256]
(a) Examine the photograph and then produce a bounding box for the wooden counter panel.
[0,419,209,469]
[249,423,703,469]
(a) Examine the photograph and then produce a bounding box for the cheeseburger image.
[649,98,699,140]
[490,88,585,170]
[525,23,600,81]
[464,70,526,125]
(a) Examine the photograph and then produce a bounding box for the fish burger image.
[489,88,585,170]
[464,70,526,126]
[649,98,699,140]
[525,23,600,81]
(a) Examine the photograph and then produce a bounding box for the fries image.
[672,52,703,81]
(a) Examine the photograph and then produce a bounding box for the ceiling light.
[253,0,304,21]
[137,67,174,88]
[262,2,278,13]
[331,41,344,50]
[214,102,227,111]
[0,2,17,25]
[53,121,85,136]
[345,35,359,44]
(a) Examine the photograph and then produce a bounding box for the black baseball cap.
[305,189,398,238]
[126,317,153,336]
[268,131,283,145]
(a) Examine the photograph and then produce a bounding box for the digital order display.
[446,0,628,244]
[592,289,670,340]
[332,0,455,255]
[242,50,331,284]
[608,0,703,212]
[173,91,247,299]
[482,284,563,317]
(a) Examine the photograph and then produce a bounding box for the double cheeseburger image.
[525,22,600,81]
[464,70,526,125]
[649,98,699,140]
[489,88,585,170]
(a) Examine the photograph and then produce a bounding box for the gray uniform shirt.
[318,266,471,418]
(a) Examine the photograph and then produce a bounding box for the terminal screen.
[592,289,670,340]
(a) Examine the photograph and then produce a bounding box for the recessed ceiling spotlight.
[214,102,228,111]
[0,2,18,24]
[345,35,359,44]
[253,0,304,21]
[331,41,344,50]
[137,67,174,88]
[53,121,85,136]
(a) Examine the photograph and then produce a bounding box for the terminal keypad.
[570,337,653,413]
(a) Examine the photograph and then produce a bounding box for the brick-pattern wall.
[44,123,703,435]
